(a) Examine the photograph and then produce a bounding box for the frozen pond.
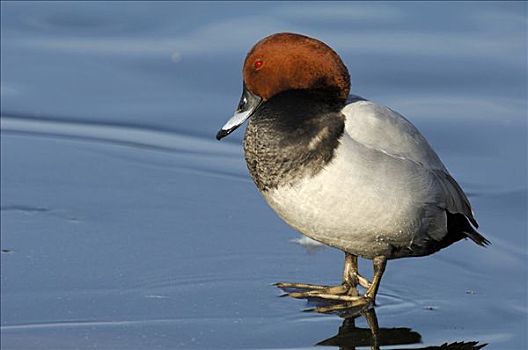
[1,2,526,349]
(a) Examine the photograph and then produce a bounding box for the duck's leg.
[312,256,387,313]
[276,253,370,298]
[348,254,372,290]
[365,256,386,303]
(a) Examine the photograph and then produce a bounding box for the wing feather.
[342,97,478,228]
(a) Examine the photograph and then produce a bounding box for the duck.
[216,32,489,313]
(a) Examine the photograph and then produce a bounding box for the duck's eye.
[254,59,264,70]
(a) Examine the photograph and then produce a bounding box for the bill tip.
[216,129,229,140]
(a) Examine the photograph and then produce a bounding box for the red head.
[217,33,350,140]
[243,33,350,101]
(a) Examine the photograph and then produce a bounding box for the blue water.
[1,2,527,349]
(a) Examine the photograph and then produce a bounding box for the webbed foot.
[275,255,387,315]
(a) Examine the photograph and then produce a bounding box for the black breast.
[243,90,345,192]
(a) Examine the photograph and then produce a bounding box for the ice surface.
[1,2,526,349]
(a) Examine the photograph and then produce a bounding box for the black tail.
[463,225,491,247]
[447,212,490,247]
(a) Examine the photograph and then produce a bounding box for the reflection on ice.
[318,308,486,350]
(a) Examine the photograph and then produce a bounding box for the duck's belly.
[261,140,424,259]
[263,182,418,258]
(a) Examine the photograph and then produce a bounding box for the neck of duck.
[243,89,346,192]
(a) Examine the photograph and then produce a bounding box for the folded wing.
[342,98,487,248]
